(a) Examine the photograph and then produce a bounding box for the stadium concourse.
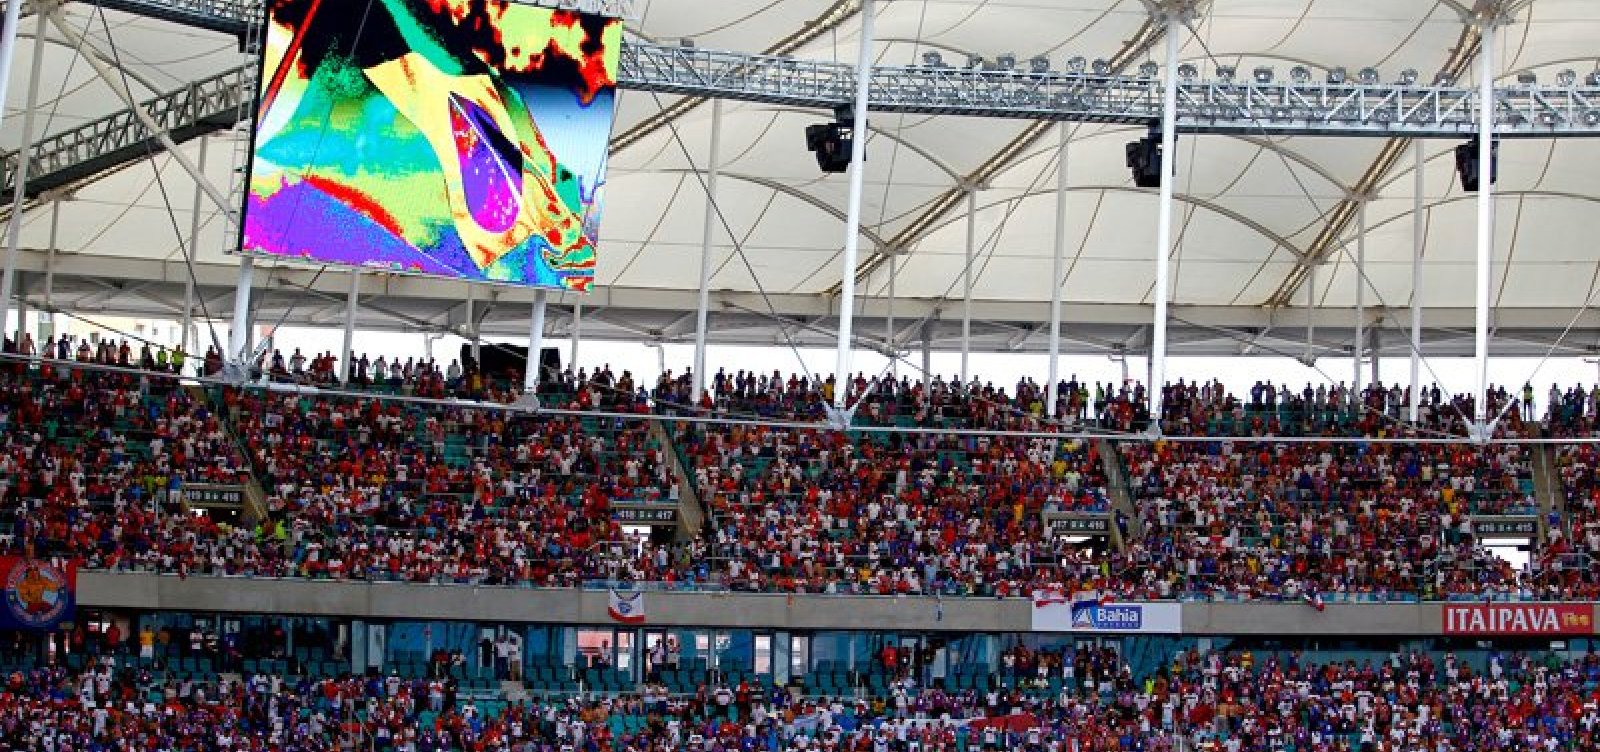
[10,0,1600,750]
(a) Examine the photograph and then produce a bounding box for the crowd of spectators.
[5,641,1600,751]
[678,421,1110,595]
[5,334,1600,601]
[0,358,681,589]
[1547,443,1600,600]
[1111,438,1552,602]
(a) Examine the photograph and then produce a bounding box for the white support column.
[13,277,26,344]
[0,0,27,137]
[0,9,50,343]
[692,98,723,402]
[465,284,481,364]
[42,198,58,341]
[1354,201,1366,407]
[920,320,933,384]
[228,257,255,364]
[1148,10,1183,431]
[525,290,548,393]
[1369,326,1380,386]
[339,270,359,385]
[830,0,874,414]
[961,188,976,383]
[1473,18,1498,439]
[1047,123,1070,418]
[182,136,209,356]
[885,253,896,377]
[569,303,582,375]
[1305,263,1316,364]
[1410,140,1425,422]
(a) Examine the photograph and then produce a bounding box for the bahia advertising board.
[1032,592,1181,634]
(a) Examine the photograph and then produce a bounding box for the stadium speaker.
[1454,138,1499,192]
[1125,125,1167,189]
[805,106,860,173]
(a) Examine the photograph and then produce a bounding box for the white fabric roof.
[7,0,1600,355]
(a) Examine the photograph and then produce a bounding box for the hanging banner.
[1041,512,1113,536]
[607,589,646,625]
[1,557,76,631]
[1442,604,1594,636]
[182,483,246,509]
[1032,591,1180,633]
[612,504,678,526]
[1471,516,1539,537]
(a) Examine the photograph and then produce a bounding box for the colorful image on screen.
[242,0,620,290]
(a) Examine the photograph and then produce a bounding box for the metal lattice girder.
[621,45,1600,137]
[92,0,257,34]
[0,62,251,200]
[68,0,1600,137]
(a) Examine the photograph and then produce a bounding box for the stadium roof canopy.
[5,0,1600,362]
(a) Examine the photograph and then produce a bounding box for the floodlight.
[996,53,1017,71]
[1516,71,1537,85]
[805,116,857,174]
[1585,110,1600,125]
[1557,69,1577,86]
[1126,125,1168,189]
[1029,56,1051,74]
[1216,64,1236,81]
[1177,62,1199,80]
[1139,60,1160,79]
[1327,67,1347,84]
[922,51,944,67]
[1455,138,1499,192]
[1358,67,1380,85]
[1252,66,1274,84]
[1067,56,1087,74]
[967,55,986,70]
[1397,68,1418,86]
[679,38,695,48]
[1588,72,1600,87]
[1539,111,1559,125]
[1091,58,1111,75]
[1289,65,1311,84]
[1433,71,1455,86]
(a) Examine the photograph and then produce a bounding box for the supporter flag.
[1072,590,1115,607]
[1031,589,1069,608]
[1,557,76,631]
[1303,591,1325,612]
[607,589,645,625]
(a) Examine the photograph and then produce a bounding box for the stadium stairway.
[1096,439,1140,549]
[189,385,269,525]
[1531,440,1566,545]
[651,420,707,540]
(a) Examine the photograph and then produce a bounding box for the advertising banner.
[1032,592,1181,633]
[607,589,645,625]
[1442,603,1594,636]
[1,557,76,631]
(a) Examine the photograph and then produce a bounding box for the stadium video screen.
[241,0,621,291]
